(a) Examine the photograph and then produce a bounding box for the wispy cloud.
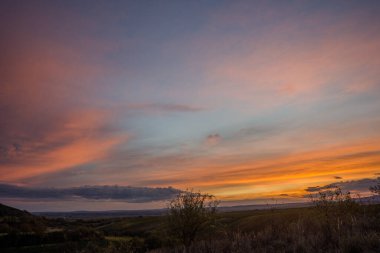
[177,1,380,112]
[126,103,203,113]
[0,110,127,181]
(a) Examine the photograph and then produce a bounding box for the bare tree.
[166,189,219,246]
[369,177,380,195]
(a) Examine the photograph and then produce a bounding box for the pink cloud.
[0,110,128,182]
[163,6,380,112]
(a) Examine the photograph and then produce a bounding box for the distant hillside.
[34,208,167,219]
[32,196,380,219]
[0,203,31,217]
[0,203,46,235]
[32,203,313,219]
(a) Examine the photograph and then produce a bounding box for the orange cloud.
[0,110,127,182]
[125,138,380,201]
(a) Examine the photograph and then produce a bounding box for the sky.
[1,0,380,211]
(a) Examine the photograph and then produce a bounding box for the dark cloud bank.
[305,177,380,193]
[0,184,181,203]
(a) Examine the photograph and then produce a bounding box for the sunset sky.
[1,0,380,211]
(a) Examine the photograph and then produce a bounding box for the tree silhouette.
[370,177,380,195]
[167,189,219,246]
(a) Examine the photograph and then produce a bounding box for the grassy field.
[1,202,380,252]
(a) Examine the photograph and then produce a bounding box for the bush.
[166,189,219,246]
[370,177,380,195]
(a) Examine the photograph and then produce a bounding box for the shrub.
[166,189,219,246]
[370,177,380,195]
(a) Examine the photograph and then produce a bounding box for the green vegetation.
[1,188,380,252]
